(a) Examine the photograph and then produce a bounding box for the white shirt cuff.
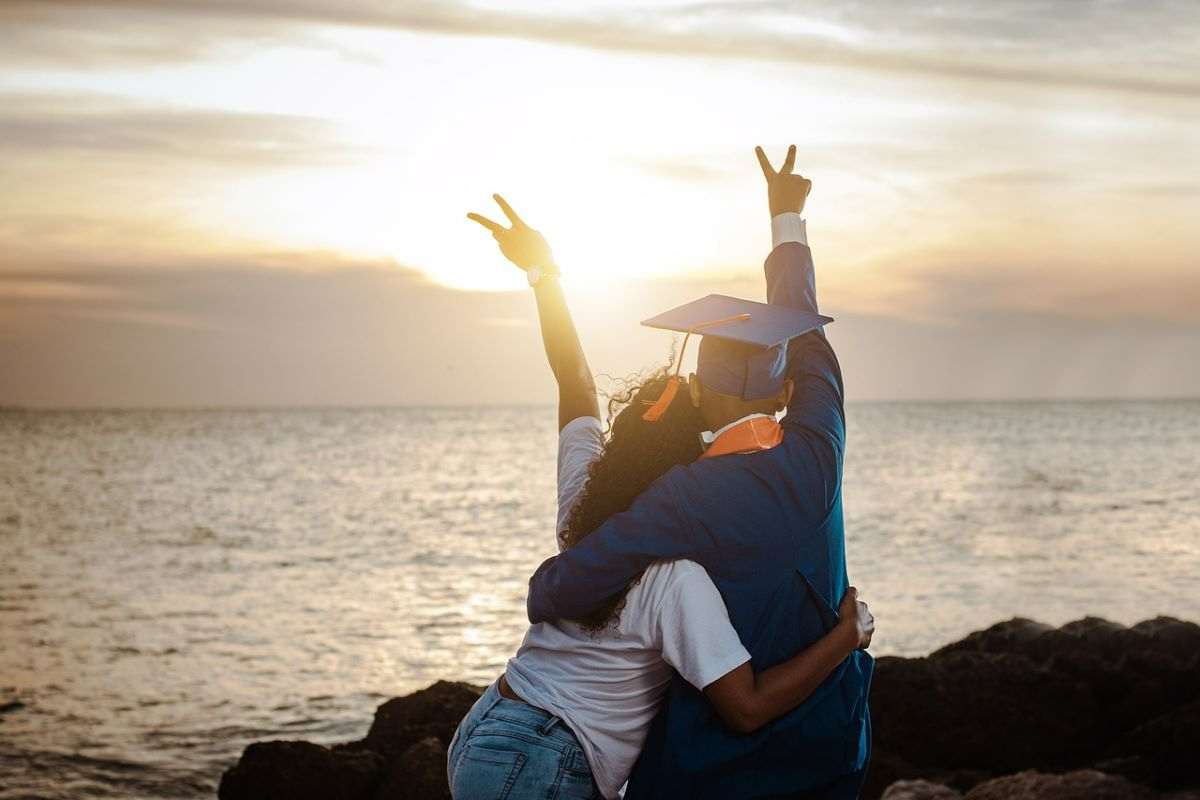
[771,213,807,249]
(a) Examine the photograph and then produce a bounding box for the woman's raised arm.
[468,194,599,430]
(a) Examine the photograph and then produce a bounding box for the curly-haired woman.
[449,195,873,800]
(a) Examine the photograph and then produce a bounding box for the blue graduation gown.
[526,241,873,799]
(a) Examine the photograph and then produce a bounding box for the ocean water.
[1,402,1198,798]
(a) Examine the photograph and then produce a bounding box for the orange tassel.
[640,312,751,424]
[641,375,680,422]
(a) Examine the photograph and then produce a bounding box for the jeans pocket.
[555,768,600,800]
[450,743,527,800]
[554,749,599,800]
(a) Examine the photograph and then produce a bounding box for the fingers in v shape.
[493,194,524,227]
[466,212,504,233]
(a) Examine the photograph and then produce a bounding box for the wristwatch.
[526,265,560,287]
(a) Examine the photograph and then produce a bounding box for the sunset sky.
[2,1,1198,406]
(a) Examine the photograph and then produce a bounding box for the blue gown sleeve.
[765,240,820,316]
[525,474,705,623]
[766,242,846,505]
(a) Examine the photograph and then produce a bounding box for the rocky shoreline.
[218,616,1200,799]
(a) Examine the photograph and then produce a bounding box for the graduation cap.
[639,294,832,420]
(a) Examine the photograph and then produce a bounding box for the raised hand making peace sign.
[755,144,812,219]
[467,194,557,273]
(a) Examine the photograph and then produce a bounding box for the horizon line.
[3,395,1198,413]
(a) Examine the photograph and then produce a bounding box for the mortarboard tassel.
[641,375,680,422]
[642,313,751,422]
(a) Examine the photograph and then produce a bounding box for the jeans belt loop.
[537,715,560,736]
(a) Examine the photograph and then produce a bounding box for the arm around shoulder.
[702,587,873,734]
[527,476,703,623]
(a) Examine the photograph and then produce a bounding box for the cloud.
[908,263,1200,325]
[4,1,1200,99]
[0,93,360,167]
[0,278,129,302]
[479,317,532,328]
[831,240,1200,329]
[0,2,303,66]
[1134,182,1200,198]
[954,169,1071,189]
[2,250,1198,407]
[1,2,1196,405]
[831,308,1200,401]
[624,156,736,184]
[0,253,553,406]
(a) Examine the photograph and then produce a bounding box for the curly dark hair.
[561,363,706,632]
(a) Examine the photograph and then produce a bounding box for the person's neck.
[701,393,779,434]
[704,412,775,440]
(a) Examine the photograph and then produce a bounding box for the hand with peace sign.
[755,145,812,219]
[467,194,557,273]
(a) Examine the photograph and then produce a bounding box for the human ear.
[688,373,702,408]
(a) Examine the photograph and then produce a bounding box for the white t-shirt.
[504,416,750,800]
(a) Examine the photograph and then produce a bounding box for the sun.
[396,157,751,294]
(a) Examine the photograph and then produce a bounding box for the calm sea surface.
[2,402,1198,798]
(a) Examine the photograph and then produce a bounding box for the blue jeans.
[447,680,602,800]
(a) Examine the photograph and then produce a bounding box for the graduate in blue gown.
[526,146,874,799]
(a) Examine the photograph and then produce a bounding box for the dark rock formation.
[1108,699,1200,789]
[217,741,384,800]
[963,769,1154,800]
[863,616,1200,798]
[373,737,451,800]
[887,771,1200,800]
[353,681,483,760]
[218,618,1200,800]
[218,682,481,800]
[881,779,964,799]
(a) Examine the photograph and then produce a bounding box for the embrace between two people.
[449,146,875,800]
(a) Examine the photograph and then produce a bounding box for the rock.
[862,750,926,799]
[373,736,449,800]
[217,740,384,800]
[355,681,482,760]
[1059,617,1134,650]
[1130,617,1200,664]
[1103,648,1200,733]
[870,650,1103,771]
[870,615,1200,794]
[218,618,1200,800]
[930,618,1054,659]
[934,616,1200,673]
[963,769,1152,800]
[220,683,479,799]
[1107,699,1200,789]
[881,779,963,799]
